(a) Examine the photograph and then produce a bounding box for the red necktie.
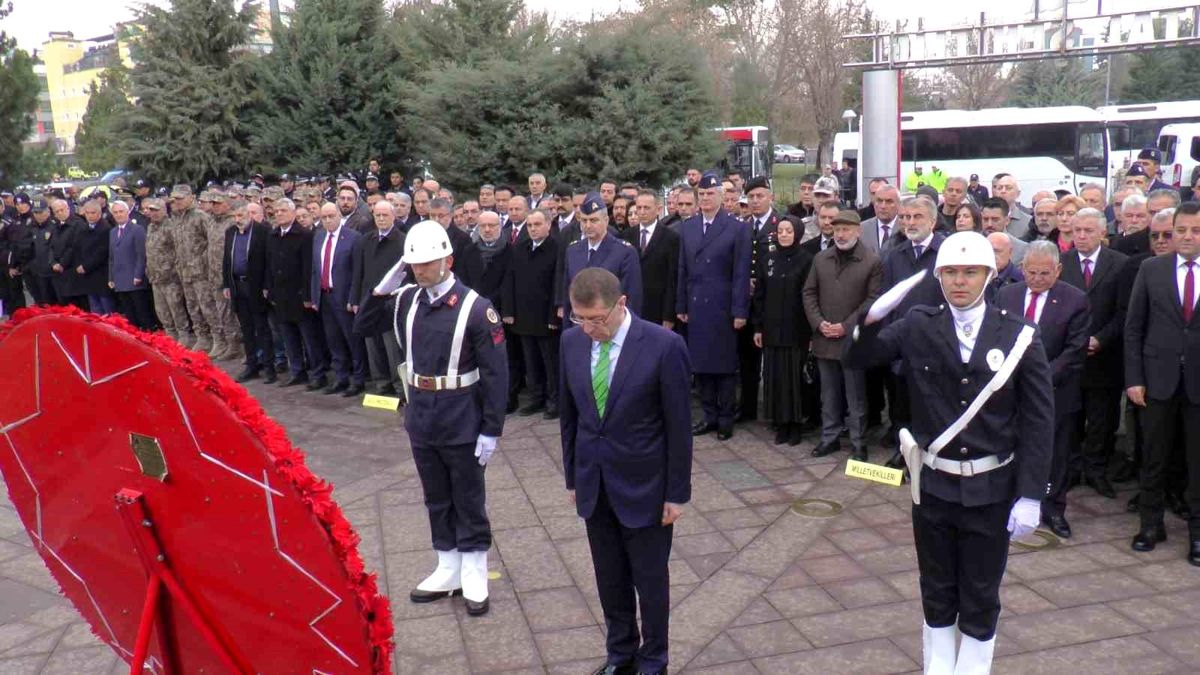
[1082,258,1093,288]
[1184,261,1196,324]
[510,225,518,243]
[320,234,334,291]
[1025,291,1040,321]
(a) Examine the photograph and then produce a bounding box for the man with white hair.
[991,173,1032,239]
[1061,208,1129,499]
[987,232,1025,297]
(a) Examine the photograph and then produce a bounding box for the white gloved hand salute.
[474,435,497,467]
[1006,497,1041,539]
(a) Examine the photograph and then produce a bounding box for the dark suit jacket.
[343,203,375,235]
[310,226,363,308]
[621,220,679,325]
[1059,246,1128,388]
[221,223,271,314]
[997,281,1090,416]
[474,242,511,311]
[264,223,313,323]
[1112,228,1149,258]
[73,221,111,296]
[560,316,693,528]
[1125,254,1200,404]
[502,236,559,336]
[350,226,405,336]
[107,222,147,292]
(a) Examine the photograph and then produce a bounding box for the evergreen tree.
[392,0,548,71]
[405,16,721,191]
[0,1,39,188]
[74,65,134,173]
[120,0,259,185]
[251,0,402,175]
[1007,57,1104,108]
[1119,50,1178,104]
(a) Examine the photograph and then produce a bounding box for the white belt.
[922,451,1013,477]
[405,369,480,391]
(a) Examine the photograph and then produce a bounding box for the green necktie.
[592,341,611,417]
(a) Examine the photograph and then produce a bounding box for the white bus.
[833,106,1110,203]
[1098,100,1200,175]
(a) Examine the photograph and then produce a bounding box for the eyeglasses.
[1150,231,1172,240]
[569,303,618,327]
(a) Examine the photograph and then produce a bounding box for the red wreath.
[0,305,394,673]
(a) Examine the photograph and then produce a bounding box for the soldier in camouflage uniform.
[142,198,191,345]
[206,191,242,361]
[170,184,221,354]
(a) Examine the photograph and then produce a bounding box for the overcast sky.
[3,0,1162,52]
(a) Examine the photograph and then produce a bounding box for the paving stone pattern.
[1,369,1197,673]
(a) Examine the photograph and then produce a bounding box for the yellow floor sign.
[844,459,904,486]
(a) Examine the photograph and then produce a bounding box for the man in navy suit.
[997,241,1090,538]
[677,173,753,440]
[560,268,692,675]
[106,200,155,330]
[312,202,366,396]
[557,192,642,319]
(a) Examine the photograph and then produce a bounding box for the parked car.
[773,144,807,164]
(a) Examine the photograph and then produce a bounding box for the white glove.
[1006,497,1041,539]
[474,435,498,467]
[865,269,927,325]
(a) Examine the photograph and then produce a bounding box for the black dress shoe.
[1189,540,1200,567]
[305,377,327,392]
[280,374,307,387]
[1131,524,1168,552]
[774,426,790,445]
[850,446,868,462]
[1085,474,1117,499]
[1166,492,1191,520]
[716,427,733,441]
[275,362,289,374]
[884,450,905,469]
[590,663,637,675]
[811,440,841,457]
[377,383,397,396]
[518,402,546,416]
[787,424,804,446]
[465,597,489,616]
[262,371,277,384]
[234,368,259,383]
[341,383,365,398]
[691,422,717,436]
[1110,462,1138,483]
[409,588,461,603]
[1043,513,1072,539]
[543,408,559,420]
[324,381,349,395]
[1127,493,1140,513]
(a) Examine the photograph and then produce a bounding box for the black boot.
[774,424,789,445]
[788,423,804,446]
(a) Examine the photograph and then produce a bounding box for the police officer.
[557,192,643,319]
[25,199,58,306]
[677,172,753,440]
[845,231,1053,674]
[384,221,508,616]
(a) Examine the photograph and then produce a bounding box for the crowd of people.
[1,146,1199,565]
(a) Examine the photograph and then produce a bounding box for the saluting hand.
[662,502,683,526]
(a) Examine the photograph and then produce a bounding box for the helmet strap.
[937,269,995,310]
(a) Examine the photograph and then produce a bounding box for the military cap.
[579,192,606,216]
[0,190,13,198]
[31,198,49,211]
[243,185,262,196]
[365,173,379,182]
[198,190,214,202]
[14,193,31,205]
[279,173,293,182]
[969,173,980,181]
[744,176,771,193]
[170,184,193,198]
[252,173,265,181]
[296,175,310,185]
[1126,163,1148,177]
[156,187,170,197]
[832,209,861,226]
[737,194,749,206]
[1137,147,1162,163]
[813,177,839,195]
[142,197,166,211]
[262,186,285,201]
[134,178,149,188]
[209,191,228,203]
[698,172,721,189]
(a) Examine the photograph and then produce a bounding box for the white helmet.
[402,220,453,265]
[934,231,997,274]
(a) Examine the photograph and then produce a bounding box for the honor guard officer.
[558,192,643,318]
[385,221,508,616]
[677,172,753,440]
[740,176,788,423]
[845,231,1053,674]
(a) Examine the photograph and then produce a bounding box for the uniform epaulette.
[567,239,581,246]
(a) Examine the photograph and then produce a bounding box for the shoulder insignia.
[621,239,631,247]
[568,239,580,246]
[768,244,776,252]
[486,307,499,324]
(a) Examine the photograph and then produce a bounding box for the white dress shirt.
[949,302,986,363]
[1078,248,1100,276]
[1176,254,1200,309]
[590,308,633,381]
[425,273,457,302]
[1023,288,1047,324]
[877,216,898,245]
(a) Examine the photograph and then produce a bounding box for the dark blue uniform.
[394,277,508,552]
[845,302,1053,641]
[676,208,752,431]
[559,234,642,316]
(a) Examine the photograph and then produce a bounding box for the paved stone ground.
[1,367,1199,674]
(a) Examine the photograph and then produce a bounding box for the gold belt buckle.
[415,375,437,391]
